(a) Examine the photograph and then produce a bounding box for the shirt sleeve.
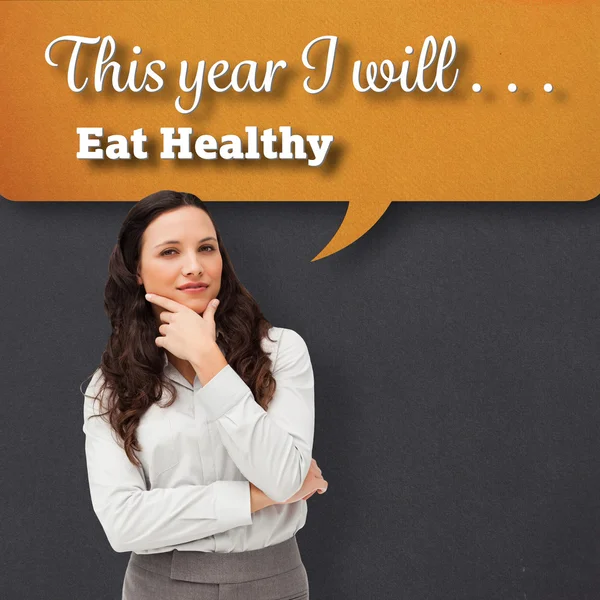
[82,374,253,554]
[195,328,315,503]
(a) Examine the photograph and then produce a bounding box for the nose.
[182,251,204,275]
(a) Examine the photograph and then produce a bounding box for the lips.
[178,283,208,290]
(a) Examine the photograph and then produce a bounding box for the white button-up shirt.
[82,326,315,554]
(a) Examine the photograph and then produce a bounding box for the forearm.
[191,329,315,502]
[91,480,253,553]
[190,347,281,508]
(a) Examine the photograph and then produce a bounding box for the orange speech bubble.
[0,0,598,260]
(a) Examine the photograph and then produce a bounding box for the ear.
[136,270,143,286]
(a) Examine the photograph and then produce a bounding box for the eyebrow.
[154,236,217,249]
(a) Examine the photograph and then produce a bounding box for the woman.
[81,190,328,600]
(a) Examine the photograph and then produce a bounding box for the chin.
[187,298,212,311]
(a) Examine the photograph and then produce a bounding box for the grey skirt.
[122,535,309,600]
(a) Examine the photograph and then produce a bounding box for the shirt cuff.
[212,480,253,528]
[196,364,252,422]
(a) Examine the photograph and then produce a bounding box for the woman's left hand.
[145,293,220,362]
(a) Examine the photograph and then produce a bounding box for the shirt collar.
[162,351,195,391]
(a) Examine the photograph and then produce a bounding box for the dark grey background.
[2,196,600,600]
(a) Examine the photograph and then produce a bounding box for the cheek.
[145,261,177,283]
[210,257,223,281]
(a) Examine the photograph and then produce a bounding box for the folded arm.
[82,377,253,553]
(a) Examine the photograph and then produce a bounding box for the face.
[136,206,223,319]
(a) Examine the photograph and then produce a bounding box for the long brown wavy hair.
[83,190,277,467]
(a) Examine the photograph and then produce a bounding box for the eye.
[160,245,216,257]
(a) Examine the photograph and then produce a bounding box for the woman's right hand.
[278,458,328,505]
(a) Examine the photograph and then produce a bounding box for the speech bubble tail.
[311,201,391,262]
